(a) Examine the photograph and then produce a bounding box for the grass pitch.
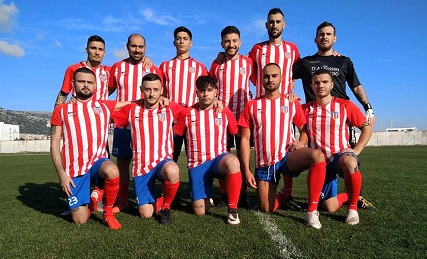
[1,146,426,258]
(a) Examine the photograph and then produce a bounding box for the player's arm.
[54,91,68,108]
[352,122,373,156]
[50,124,75,197]
[239,126,256,189]
[351,85,375,126]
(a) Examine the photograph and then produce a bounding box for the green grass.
[1,146,427,258]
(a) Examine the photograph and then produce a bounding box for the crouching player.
[173,75,242,225]
[113,73,181,224]
[50,67,128,229]
[302,69,373,225]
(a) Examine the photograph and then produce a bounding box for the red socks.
[103,177,120,215]
[345,171,362,211]
[161,180,180,210]
[307,161,326,212]
[226,172,242,210]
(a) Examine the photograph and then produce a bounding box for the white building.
[0,122,20,141]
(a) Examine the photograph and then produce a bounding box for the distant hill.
[0,107,51,135]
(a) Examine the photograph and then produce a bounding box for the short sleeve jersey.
[174,105,238,169]
[160,57,208,107]
[60,61,111,101]
[238,96,306,168]
[302,97,366,163]
[293,54,361,102]
[109,59,162,102]
[50,100,116,178]
[249,41,300,98]
[113,101,183,176]
[209,55,253,119]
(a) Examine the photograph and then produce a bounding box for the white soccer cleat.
[304,210,322,229]
[345,209,360,225]
[226,210,241,225]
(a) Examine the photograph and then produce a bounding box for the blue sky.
[1,0,426,131]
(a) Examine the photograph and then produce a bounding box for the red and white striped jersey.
[249,41,300,98]
[174,105,238,169]
[238,96,306,168]
[109,59,162,102]
[50,100,116,178]
[209,55,253,119]
[302,97,366,163]
[61,61,111,100]
[160,57,208,107]
[113,101,183,176]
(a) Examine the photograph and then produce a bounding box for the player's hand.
[213,100,223,113]
[141,56,153,68]
[159,96,170,107]
[244,171,257,189]
[288,141,304,151]
[216,52,226,64]
[59,173,75,197]
[365,108,375,126]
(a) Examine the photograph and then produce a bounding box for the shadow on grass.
[17,182,68,218]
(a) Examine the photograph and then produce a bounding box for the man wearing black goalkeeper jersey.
[293,21,376,210]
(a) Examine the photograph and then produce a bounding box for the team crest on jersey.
[215,117,222,126]
[93,106,102,115]
[99,73,107,82]
[239,67,246,75]
[281,106,289,113]
[189,66,195,73]
[285,52,291,59]
[158,112,166,122]
[331,111,339,120]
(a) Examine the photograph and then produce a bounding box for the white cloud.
[0,0,19,33]
[113,48,128,60]
[53,38,62,47]
[0,40,25,57]
[141,8,181,26]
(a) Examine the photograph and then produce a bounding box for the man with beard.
[292,21,376,210]
[109,33,161,213]
[209,26,253,208]
[248,7,300,98]
[50,67,130,230]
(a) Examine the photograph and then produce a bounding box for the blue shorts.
[112,128,132,159]
[320,152,359,201]
[188,153,227,201]
[255,153,298,184]
[133,159,172,207]
[67,158,108,210]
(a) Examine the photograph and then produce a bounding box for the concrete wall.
[0,131,426,154]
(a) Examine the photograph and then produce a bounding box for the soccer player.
[50,67,129,230]
[248,7,300,98]
[109,33,162,213]
[293,21,376,210]
[173,76,242,225]
[238,63,326,229]
[302,69,373,224]
[113,73,181,224]
[160,26,208,162]
[209,25,253,208]
[53,35,110,108]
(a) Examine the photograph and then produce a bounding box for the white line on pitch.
[254,210,303,258]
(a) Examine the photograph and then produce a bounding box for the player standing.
[160,26,208,162]
[109,33,161,212]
